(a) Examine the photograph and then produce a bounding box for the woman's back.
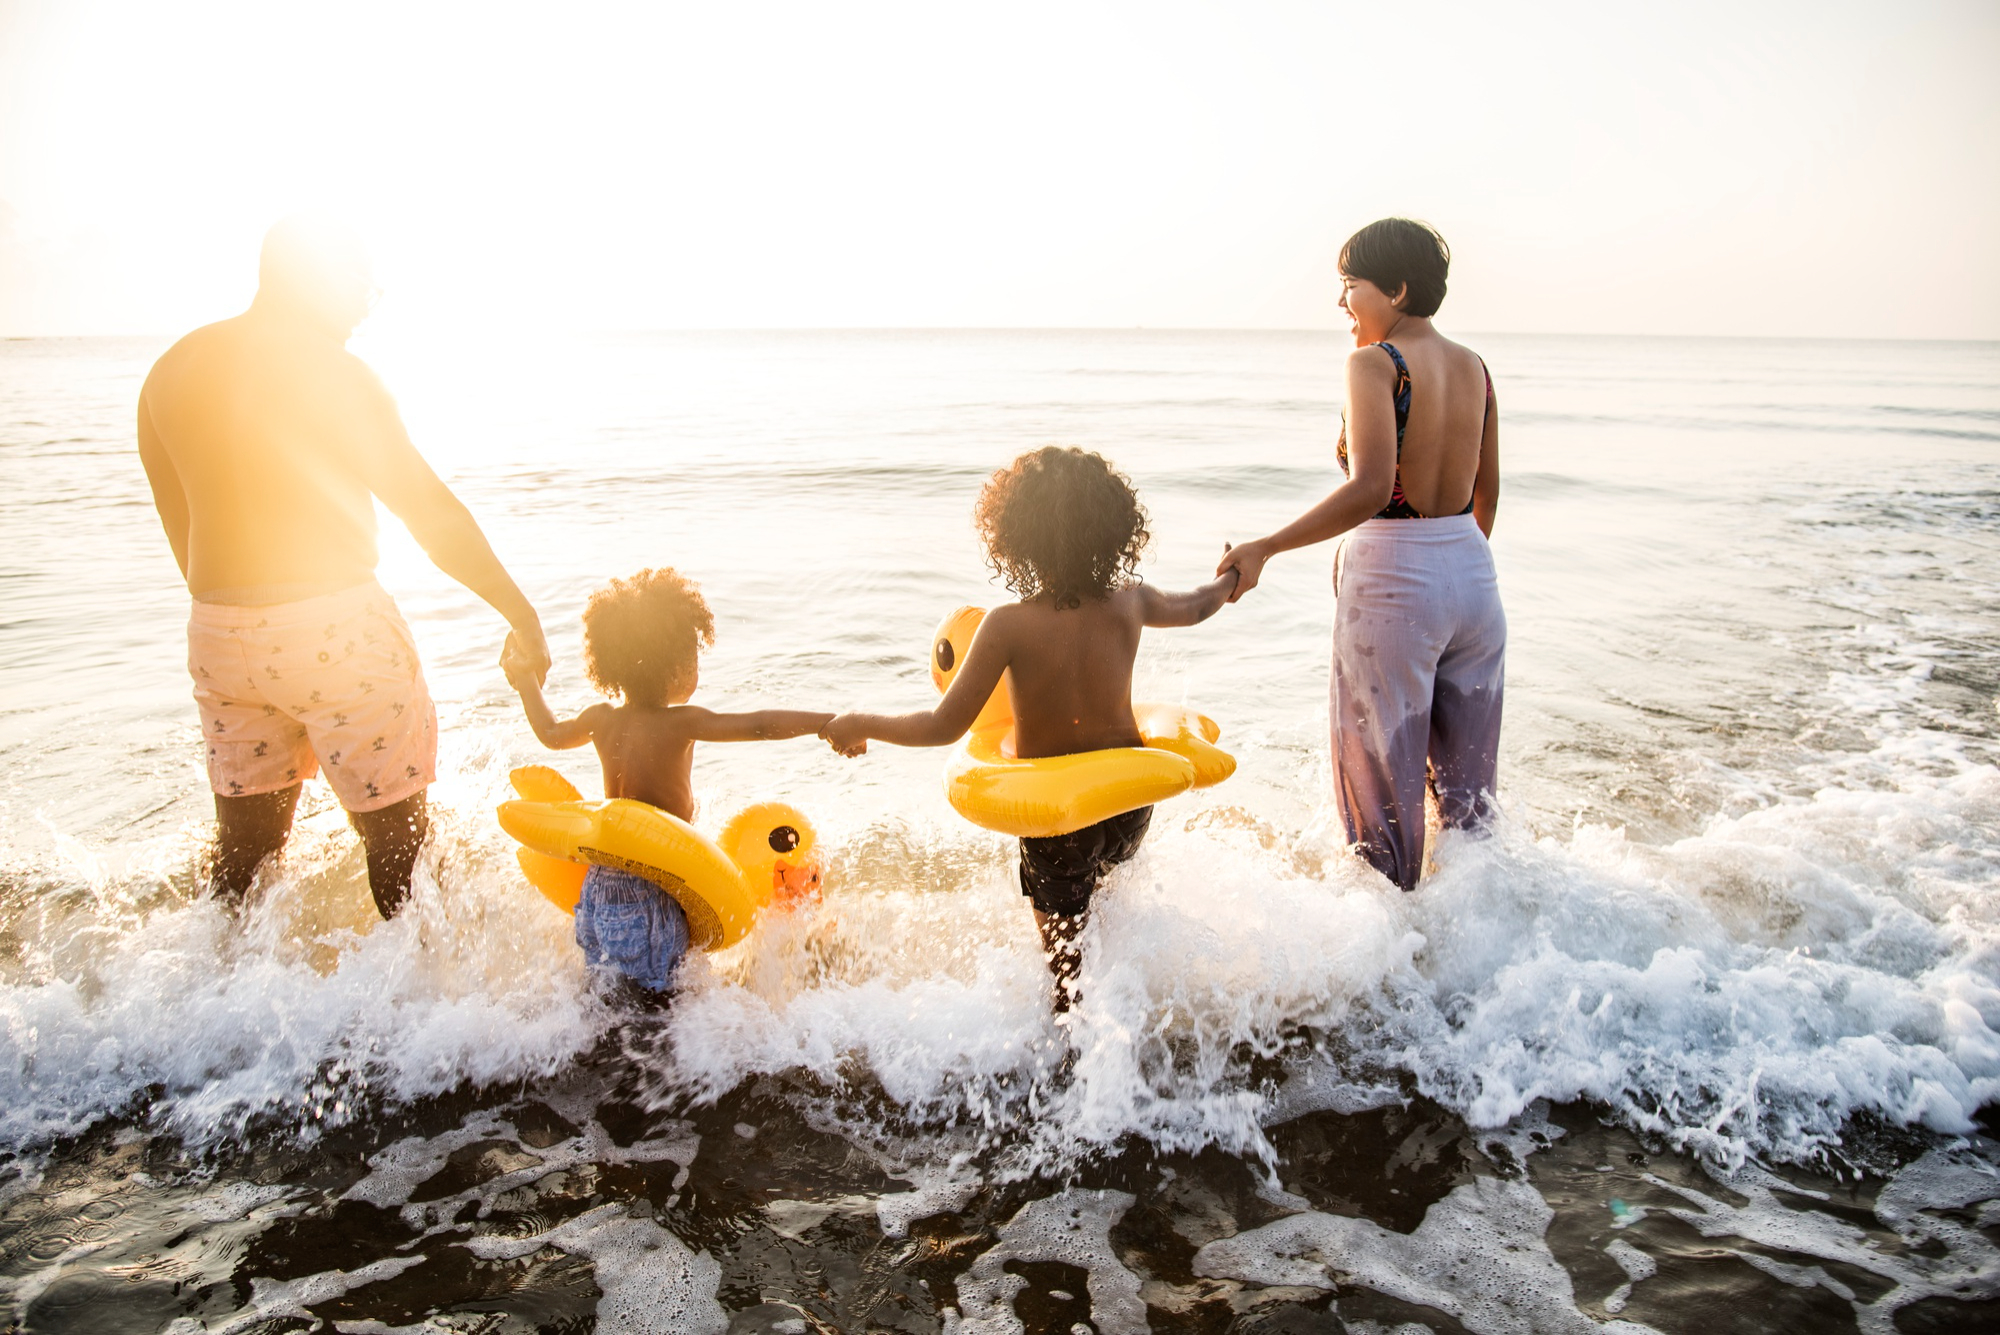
[1380,330,1491,519]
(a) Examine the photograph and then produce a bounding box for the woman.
[1219,218,1503,891]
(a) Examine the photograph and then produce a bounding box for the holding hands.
[500,630,545,692]
[821,714,869,757]
[1216,540,1269,603]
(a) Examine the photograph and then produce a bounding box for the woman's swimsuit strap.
[1336,340,1481,520]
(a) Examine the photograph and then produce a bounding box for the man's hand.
[1216,539,1270,603]
[506,618,552,687]
[821,714,869,757]
[500,631,544,693]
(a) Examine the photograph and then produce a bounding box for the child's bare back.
[564,701,827,820]
[972,589,1164,758]
[820,447,1237,1010]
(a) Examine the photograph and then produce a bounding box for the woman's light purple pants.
[1331,513,1506,891]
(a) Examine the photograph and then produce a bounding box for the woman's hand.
[1217,539,1272,603]
[821,713,869,757]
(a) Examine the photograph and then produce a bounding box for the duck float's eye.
[768,825,800,854]
[935,638,955,672]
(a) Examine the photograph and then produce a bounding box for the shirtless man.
[137,216,551,918]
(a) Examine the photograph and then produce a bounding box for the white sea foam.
[2,549,1997,1204]
[0,810,605,1153]
[1192,1174,1659,1335]
[163,1256,429,1335]
[631,724,1999,1177]
[464,1202,727,1335]
[943,1188,1146,1335]
[1647,1157,2000,1334]
[3,714,1997,1185]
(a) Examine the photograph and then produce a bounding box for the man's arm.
[1137,570,1239,628]
[136,387,191,580]
[823,611,1013,754]
[677,708,837,743]
[348,364,551,680]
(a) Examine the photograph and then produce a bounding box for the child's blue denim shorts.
[574,865,690,993]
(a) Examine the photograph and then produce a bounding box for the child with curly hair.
[503,567,833,995]
[822,447,1238,1009]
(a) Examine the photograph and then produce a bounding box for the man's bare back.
[140,310,409,601]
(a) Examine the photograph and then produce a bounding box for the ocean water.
[1,327,1997,1332]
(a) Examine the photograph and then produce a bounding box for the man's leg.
[212,785,302,905]
[349,790,429,920]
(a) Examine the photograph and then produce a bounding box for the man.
[137,216,550,917]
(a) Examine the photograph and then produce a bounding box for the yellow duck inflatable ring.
[930,606,1235,838]
[497,766,820,950]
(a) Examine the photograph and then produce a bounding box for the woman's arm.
[1472,376,1499,538]
[823,610,1013,754]
[677,708,836,742]
[1216,347,1400,601]
[1138,570,1240,627]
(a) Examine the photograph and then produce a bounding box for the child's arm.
[503,633,607,749]
[823,610,1013,755]
[674,709,835,743]
[1137,570,1240,628]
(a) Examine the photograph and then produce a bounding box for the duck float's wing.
[510,765,584,803]
[516,846,587,913]
[1132,703,1237,788]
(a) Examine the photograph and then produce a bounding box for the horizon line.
[6,326,1999,346]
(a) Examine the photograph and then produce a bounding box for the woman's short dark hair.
[975,446,1151,607]
[582,566,715,705]
[1339,218,1450,318]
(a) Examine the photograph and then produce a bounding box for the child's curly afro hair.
[974,446,1150,606]
[581,566,714,705]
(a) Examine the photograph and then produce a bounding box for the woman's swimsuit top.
[1336,341,1492,520]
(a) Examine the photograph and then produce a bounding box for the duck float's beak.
[773,859,822,905]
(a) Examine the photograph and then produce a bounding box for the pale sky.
[1,0,1995,339]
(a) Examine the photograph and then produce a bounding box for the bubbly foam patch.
[876,1162,982,1240]
[944,1188,1145,1335]
[1193,1174,1658,1335]
[344,1105,698,1235]
[162,1255,428,1335]
[464,1203,726,1335]
[1601,1238,1656,1315]
[1649,1160,2000,1333]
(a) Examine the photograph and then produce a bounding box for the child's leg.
[1018,806,1153,1012]
[1033,907,1087,1012]
[575,866,690,994]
